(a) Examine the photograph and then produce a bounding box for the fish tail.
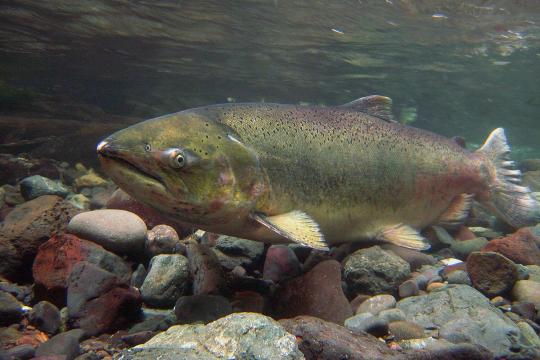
[475,128,540,228]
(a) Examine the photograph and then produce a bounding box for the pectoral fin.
[250,210,329,250]
[377,223,431,250]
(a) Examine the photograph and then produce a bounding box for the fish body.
[97,96,539,250]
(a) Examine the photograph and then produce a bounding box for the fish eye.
[144,143,152,152]
[175,153,185,168]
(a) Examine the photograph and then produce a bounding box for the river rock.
[280,316,394,359]
[29,301,61,334]
[67,261,142,336]
[123,313,303,360]
[356,294,396,315]
[378,308,406,323]
[174,295,232,324]
[511,280,540,307]
[66,193,91,210]
[35,328,85,360]
[445,269,471,285]
[527,265,540,282]
[344,312,389,337]
[388,320,425,340]
[381,244,436,270]
[343,246,410,295]
[140,254,189,308]
[0,291,23,326]
[0,154,60,185]
[273,260,352,324]
[214,235,265,270]
[398,279,419,298]
[33,233,131,306]
[186,242,224,295]
[73,169,108,190]
[450,237,488,259]
[145,225,181,257]
[483,228,540,265]
[5,344,34,360]
[19,175,69,200]
[397,284,529,358]
[0,195,79,279]
[67,209,147,254]
[467,251,518,296]
[263,245,301,282]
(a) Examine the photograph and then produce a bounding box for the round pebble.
[345,312,389,337]
[357,294,396,315]
[67,209,147,254]
[398,279,419,298]
[389,321,425,340]
[145,224,181,257]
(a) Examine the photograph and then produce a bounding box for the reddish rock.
[186,242,224,295]
[106,188,186,234]
[279,316,394,359]
[32,234,131,306]
[467,251,518,297]
[0,195,80,280]
[273,260,352,324]
[441,262,467,278]
[454,225,476,241]
[263,245,301,283]
[67,262,141,336]
[482,228,540,265]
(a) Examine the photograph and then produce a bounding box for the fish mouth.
[97,141,164,186]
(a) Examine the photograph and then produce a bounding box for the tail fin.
[476,128,540,228]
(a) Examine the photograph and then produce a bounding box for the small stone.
[454,225,476,241]
[343,246,410,296]
[511,302,536,321]
[467,252,518,297]
[426,282,446,292]
[381,244,436,271]
[5,344,35,359]
[186,242,223,295]
[446,270,471,285]
[273,260,352,324]
[231,265,246,277]
[19,175,69,201]
[389,320,425,340]
[67,209,147,254]
[230,291,265,313]
[2,184,24,205]
[130,264,147,289]
[468,227,501,239]
[263,245,301,283]
[66,194,91,210]
[0,291,23,326]
[344,312,389,337]
[145,225,181,257]
[356,294,396,315]
[515,264,530,280]
[412,274,429,290]
[140,254,190,308]
[398,279,419,298]
[450,237,488,259]
[350,294,371,311]
[215,235,265,264]
[512,280,540,307]
[378,308,406,323]
[483,228,540,265]
[517,321,540,348]
[174,295,232,324]
[73,170,108,190]
[490,296,508,307]
[29,301,61,334]
[35,329,84,360]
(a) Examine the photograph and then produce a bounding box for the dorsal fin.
[341,95,396,123]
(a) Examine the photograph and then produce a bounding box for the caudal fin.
[476,128,540,228]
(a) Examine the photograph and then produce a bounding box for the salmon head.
[97,109,266,226]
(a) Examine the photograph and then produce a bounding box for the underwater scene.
[1,1,540,359]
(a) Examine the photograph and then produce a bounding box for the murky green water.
[1,0,540,164]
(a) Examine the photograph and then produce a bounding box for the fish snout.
[96,139,117,157]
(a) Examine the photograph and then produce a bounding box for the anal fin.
[377,223,430,251]
[437,193,474,227]
[250,210,329,251]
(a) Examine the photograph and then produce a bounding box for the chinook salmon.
[97,96,539,250]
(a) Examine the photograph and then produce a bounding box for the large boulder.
[343,246,410,295]
[482,228,540,265]
[0,195,80,279]
[121,313,304,360]
[32,233,131,306]
[67,261,142,336]
[396,284,536,359]
[273,260,353,324]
